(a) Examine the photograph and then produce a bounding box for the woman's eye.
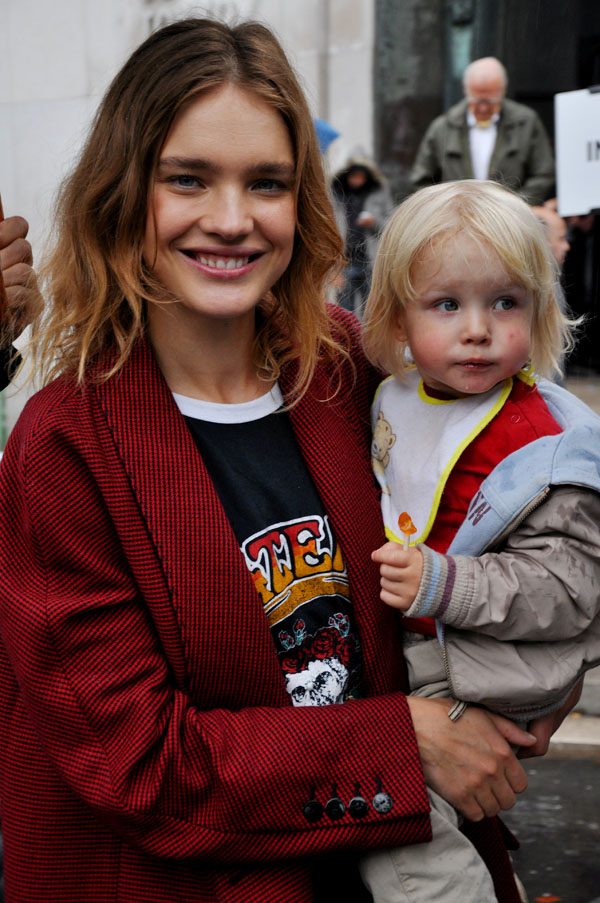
[171,174,201,189]
[253,178,288,192]
[494,297,515,311]
[435,299,458,312]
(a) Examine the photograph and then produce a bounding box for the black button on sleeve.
[348,795,369,818]
[303,799,324,823]
[325,795,345,820]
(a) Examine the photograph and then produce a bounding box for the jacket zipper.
[486,486,551,552]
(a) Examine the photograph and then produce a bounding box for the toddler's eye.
[435,299,458,312]
[494,297,515,310]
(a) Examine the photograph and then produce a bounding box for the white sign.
[555,88,600,217]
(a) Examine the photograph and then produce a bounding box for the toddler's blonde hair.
[362,180,576,380]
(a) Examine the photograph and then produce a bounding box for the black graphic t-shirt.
[174,385,363,706]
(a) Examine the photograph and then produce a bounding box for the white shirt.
[467,110,500,180]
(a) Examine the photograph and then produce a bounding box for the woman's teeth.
[198,256,249,269]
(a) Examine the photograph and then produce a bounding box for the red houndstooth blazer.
[0,308,519,902]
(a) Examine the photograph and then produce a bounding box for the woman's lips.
[180,248,263,277]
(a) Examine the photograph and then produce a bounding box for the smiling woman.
[0,17,546,903]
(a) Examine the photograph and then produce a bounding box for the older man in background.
[411,57,554,205]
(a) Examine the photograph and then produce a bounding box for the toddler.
[360,180,600,903]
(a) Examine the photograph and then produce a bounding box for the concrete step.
[549,713,600,757]
[546,667,600,755]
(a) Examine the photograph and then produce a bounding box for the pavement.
[500,667,600,903]
[503,754,600,903]
[503,374,600,903]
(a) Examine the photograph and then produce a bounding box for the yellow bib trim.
[384,376,513,546]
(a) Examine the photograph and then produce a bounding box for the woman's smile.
[178,246,264,277]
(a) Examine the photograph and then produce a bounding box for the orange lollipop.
[398,512,417,549]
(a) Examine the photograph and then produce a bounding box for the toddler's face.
[395,235,533,398]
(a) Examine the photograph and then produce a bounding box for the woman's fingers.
[407,695,529,822]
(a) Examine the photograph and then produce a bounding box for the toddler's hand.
[371,542,424,611]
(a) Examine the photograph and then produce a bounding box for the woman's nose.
[199,188,253,239]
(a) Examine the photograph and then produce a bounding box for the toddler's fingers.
[371,542,409,564]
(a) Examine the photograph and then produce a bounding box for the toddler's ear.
[394,311,408,342]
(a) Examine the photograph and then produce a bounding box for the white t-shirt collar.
[172,383,284,424]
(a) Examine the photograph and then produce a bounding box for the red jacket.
[0,309,518,901]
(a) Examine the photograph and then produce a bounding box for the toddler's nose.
[462,310,491,343]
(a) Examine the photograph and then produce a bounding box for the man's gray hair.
[463,57,508,91]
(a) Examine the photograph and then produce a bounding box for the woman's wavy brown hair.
[32,18,345,396]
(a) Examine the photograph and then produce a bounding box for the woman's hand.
[518,677,584,759]
[0,215,39,343]
[407,695,536,822]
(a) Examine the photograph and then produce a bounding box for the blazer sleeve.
[408,486,600,642]
[0,401,430,866]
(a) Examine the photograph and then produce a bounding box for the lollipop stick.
[0,194,8,316]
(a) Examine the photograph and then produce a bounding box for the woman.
[0,18,565,903]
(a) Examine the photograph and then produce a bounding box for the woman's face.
[143,82,297,327]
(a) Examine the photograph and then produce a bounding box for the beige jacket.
[423,486,600,719]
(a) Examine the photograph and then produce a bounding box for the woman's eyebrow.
[157,157,295,177]
[157,157,217,173]
[245,162,296,178]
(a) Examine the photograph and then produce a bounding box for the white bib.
[371,368,512,544]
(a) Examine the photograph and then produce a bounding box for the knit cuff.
[405,544,471,624]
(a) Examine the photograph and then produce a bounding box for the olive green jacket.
[410,98,554,205]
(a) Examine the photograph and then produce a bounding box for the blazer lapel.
[96,337,287,708]
[282,362,404,697]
